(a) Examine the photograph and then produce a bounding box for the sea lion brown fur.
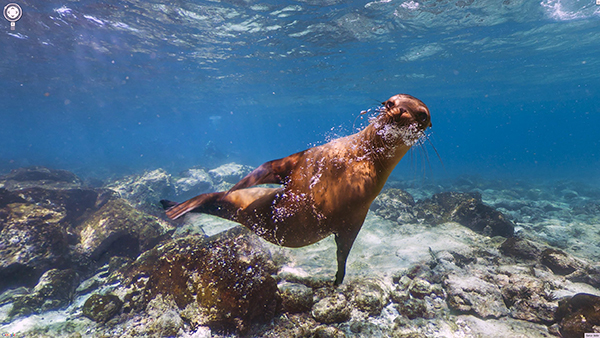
[161,94,431,285]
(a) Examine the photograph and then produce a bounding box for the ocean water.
[2,0,599,183]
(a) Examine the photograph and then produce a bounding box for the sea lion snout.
[382,94,431,130]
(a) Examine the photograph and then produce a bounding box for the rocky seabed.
[1,165,599,338]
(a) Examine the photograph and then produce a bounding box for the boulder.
[444,273,509,318]
[9,268,79,318]
[82,293,123,323]
[0,203,69,291]
[0,166,83,190]
[416,192,514,237]
[77,198,174,262]
[556,293,600,338]
[370,188,416,223]
[112,227,278,333]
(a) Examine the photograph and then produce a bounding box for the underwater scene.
[1,0,600,337]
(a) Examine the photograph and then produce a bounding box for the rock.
[347,279,389,316]
[0,203,69,292]
[499,237,541,261]
[370,188,416,223]
[314,325,347,338]
[254,313,318,337]
[500,274,557,324]
[0,166,83,190]
[556,293,600,338]
[77,198,174,262]
[105,168,174,212]
[174,168,214,198]
[113,227,278,333]
[540,248,583,275]
[9,268,79,318]
[279,282,314,314]
[397,297,429,319]
[311,294,351,324]
[14,187,114,228]
[444,273,509,318]
[82,293,123,323]
[408,277,433,299]
[416,192,514,237]
[145,294,184,337]
[208,163,253,184]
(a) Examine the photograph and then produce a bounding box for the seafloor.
[0,164,599,338]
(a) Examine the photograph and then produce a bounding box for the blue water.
[1,0,599,183]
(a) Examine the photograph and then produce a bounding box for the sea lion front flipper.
[333,228,361,285]
[228,151,305,192]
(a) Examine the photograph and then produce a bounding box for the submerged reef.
[1,166,600,337]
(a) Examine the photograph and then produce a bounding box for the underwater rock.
[0,166,83,190]
[105,168,175,212]
[499,274,557,324]
[14,187,114,229]
[0,203,69,292]
[253,313,318,337]
[370,188,416,223]
[113,227,278,333]
[145,294,185,337]
[555,293,600,338]
[279,282,314,314]
[408,277,434,299]
[396,297,429,320]
[444,272,509,318]
[311,293,351,324]
[416,192,514,237]
[77,198,174,262]
[313,325,347,338]
[82,293,123,323]
[346,278,389,317]
[174,167,214,198]
[9,268,79,318]
[208,162,254,185]
[540,248,584,275]
[499,237,542,261]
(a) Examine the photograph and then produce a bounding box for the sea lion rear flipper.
[228,151,305,192]
[162,192,224,220]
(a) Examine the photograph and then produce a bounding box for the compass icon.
[4,3,22,30]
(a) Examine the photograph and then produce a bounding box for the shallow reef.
[1,165,600,337]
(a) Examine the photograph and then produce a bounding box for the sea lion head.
[379,94,431,131]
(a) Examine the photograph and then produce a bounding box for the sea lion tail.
[160,192,223,220]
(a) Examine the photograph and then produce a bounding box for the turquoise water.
[1,0,599,182]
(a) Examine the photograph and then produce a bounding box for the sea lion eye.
[385,101,394,109]
[418,112,428,122]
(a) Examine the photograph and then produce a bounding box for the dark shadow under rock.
[112,227,278,334]
[555,293,600,338]
[416,191,514,237]
[0,188,27,208]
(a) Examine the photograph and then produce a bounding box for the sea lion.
[161,94,431,285]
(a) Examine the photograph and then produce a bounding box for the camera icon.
[3,3,22,30]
